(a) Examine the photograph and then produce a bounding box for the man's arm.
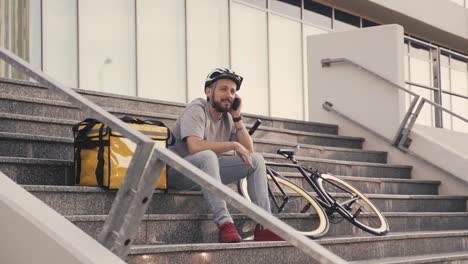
[230,95,254,153]
[233,118,254,153]
[186,136,253,168]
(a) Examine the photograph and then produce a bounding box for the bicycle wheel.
[238,174,329,238]
[316,173,389,236]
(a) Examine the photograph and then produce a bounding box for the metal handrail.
[440,46,468,61]
[321,58,420,97]
[397,97,468,150]
[404,36,438,49]
[0,46,157,257]
[321,58,421,147]
[406,81,468,100]
[0,46,347,263]
[321,57,467,150]
[405,81,439,92]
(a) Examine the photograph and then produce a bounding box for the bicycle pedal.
[353,207,363,218]
[300,203,312,213]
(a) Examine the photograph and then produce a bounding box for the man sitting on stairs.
[167,68,283,243]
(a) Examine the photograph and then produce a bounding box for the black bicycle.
[239,119,389,238]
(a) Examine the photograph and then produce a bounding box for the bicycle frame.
[265,161,359,220]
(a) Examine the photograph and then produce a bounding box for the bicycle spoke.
[317,174,389,235]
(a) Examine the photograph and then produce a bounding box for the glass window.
[409,57,434,126]
[303,1,332,29]
[270,0,301,19]
[452,96,468,132]
[333,9,360,32]
[413,86,434,126]
[440,53,450,67]
[136,0,186,103]
[29,0,42,77]
[441,64,450,91]
[409,42,431,61]
[442,92,453,130]
[42,0,78,88]
[186,0,229,101]
[450,56,468,72]
[237,0,267,8]
[450,68,468,96]
[404,43,411,110]
[79,0,136,96]
[1,1,30,80]
[231,3,269,116]
[269,15,303,120]
[362,19,379,28]
[409,57,433,87]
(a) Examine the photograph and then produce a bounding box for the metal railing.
[404,35,468,129]
[0,46,347,263]
[321,57,467,151]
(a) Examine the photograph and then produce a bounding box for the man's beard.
[212,98,232,113]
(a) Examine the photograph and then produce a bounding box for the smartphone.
[232,97,241,111]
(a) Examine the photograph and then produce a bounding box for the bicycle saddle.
[277,145,300,156]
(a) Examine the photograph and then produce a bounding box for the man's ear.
[205,87,211,98]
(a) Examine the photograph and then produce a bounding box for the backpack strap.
[95,124,108,187]
[144,119,176,146]
[73,118,101,185]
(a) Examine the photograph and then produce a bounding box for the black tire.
[316,173,389,236]
[238,174,329,238]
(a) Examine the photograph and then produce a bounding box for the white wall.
[307,24,405,140]
[369,0,468,40]
[410,125,468,184]
[306,24,468,194]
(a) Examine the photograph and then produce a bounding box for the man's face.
[206,79,237,112]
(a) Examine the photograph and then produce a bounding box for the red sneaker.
[219,222,241,243]
[253,225,284,241]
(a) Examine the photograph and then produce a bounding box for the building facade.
[0,0,467,131]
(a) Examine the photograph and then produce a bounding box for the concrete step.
[68,212,468,245]
[263,153,412,179]
[0,132,382,164]
[109,107,362,148]
[254,138,387,163]
[0,132,73,160]
[0,131,430,193]
[0,152,410,185]
[0,93,83,120]
[282,173,440,195]
[350,251,468,264]
[0,77,67,101]
[0,113,75,138]
[126,231,468,263]
[0,78,339,135]
[22,186,468,215]
[0,157,73,185]
[0,110,362,149]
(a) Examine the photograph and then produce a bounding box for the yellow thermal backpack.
[72,116,174,189]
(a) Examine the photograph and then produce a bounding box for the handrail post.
[320,57,467,151]
[392,95,420,148]
[431,48,443,128]
[0,46,157,259]
[397,99,426,151]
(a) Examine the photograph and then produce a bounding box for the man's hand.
[230,95,242,118]
[233,142,253,168]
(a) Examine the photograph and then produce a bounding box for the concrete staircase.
[1,78,468,264]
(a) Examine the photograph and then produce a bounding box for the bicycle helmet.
[205,68,243,91]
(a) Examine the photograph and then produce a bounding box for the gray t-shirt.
[169,98,237,158]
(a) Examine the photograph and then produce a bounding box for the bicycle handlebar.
[248,119,262,136]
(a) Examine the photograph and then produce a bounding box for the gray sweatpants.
[167,150,271,227]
